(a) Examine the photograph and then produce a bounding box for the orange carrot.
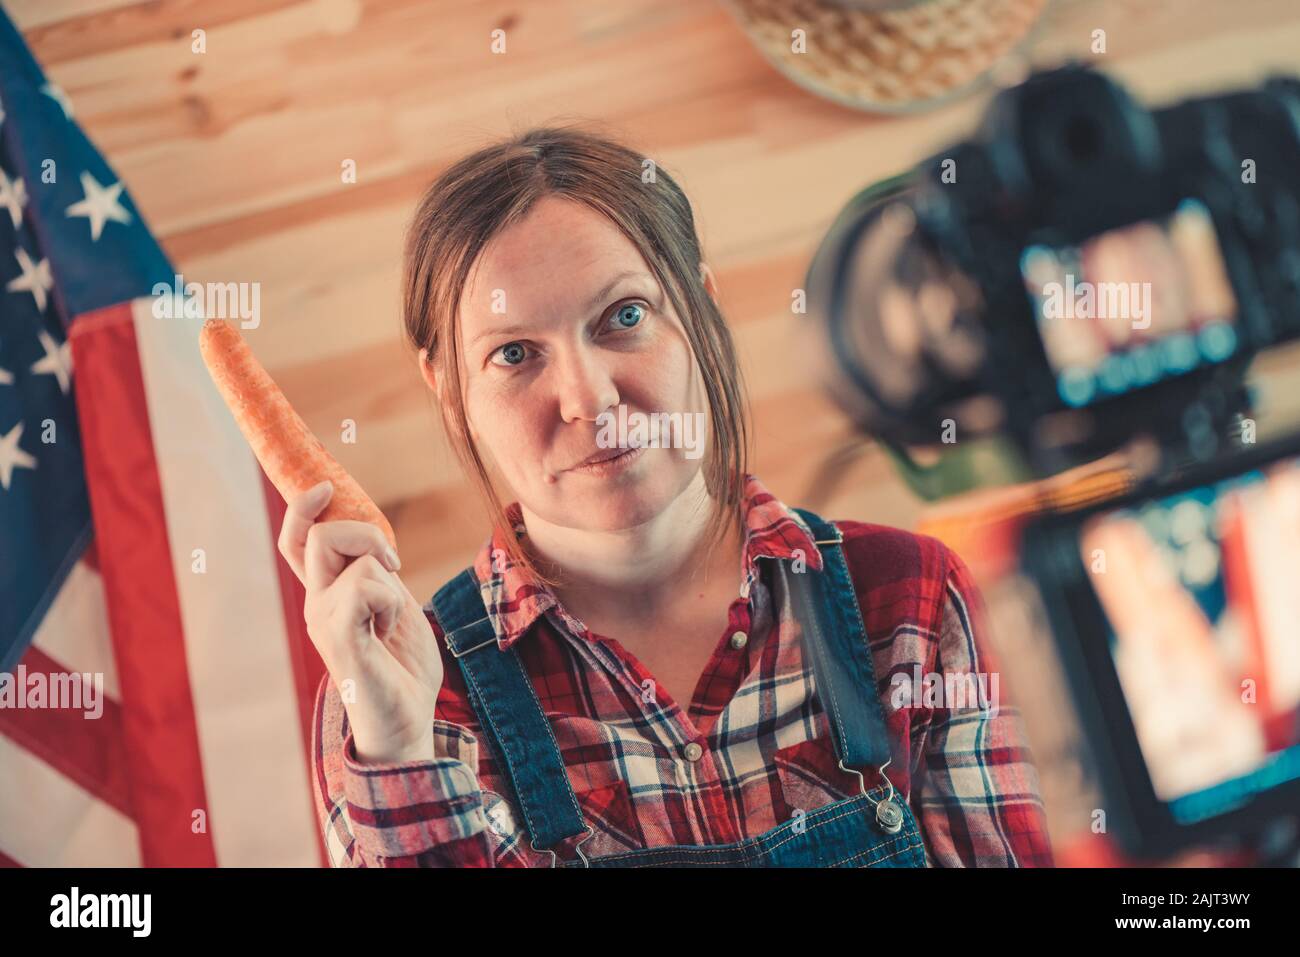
[198,319,397,549]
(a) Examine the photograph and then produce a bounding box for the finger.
[371,588,399,642]
[304,520,401,594]
[330,553,402,639]
[341,577,402,644]
[278,481,333,581]
[307,561,393,670]
[331,552,398,595]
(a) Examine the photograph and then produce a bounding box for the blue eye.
[491,341,529,367]
[610,302,644,329]
[489,303,645,370]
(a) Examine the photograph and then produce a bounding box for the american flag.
[0,8,325,867]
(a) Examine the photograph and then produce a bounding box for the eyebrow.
[467,269,652,349]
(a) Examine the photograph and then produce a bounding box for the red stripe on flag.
[259,470,329,867]
[68,303,216,867]
[0,645,133,818]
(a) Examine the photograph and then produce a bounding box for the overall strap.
[789,507,893,771]
[427,569,588,853]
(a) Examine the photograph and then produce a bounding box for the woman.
[287,125,1054,867]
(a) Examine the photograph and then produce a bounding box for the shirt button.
[683,742,704,762]
[730,630,748,650]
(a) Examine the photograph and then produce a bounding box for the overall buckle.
[530,824,595,868]
[839,758,906,835]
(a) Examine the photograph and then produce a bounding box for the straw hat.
[721,0,1054,112]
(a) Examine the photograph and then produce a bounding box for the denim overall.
[428,506,929,867]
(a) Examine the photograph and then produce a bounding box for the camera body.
[815,64,1300,478]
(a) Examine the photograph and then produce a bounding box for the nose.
[555,340,620,424]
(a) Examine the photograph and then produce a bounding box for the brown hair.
[401,123,750,590]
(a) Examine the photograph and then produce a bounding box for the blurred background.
[2,0,1298,867]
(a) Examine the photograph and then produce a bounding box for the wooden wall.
[12,0,1300,602]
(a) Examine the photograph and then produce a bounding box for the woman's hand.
[278,481,444,765]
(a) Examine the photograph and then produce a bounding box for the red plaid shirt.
[312,474,1054,867]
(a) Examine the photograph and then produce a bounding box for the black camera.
[808,63,1300,482]
[808,64,1300,861]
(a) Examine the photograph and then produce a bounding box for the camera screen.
[1078,456,1300,823]
[1020,199,1240,408]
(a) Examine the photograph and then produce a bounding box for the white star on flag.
[6,247,52,312]
[41,82,73,120]
[65,170,131,241]
[0,167,25,229]
[30,329,73,394]
[0,365,12,386]
[0,421,38,490]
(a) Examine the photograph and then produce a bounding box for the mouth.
[565,445,645,476]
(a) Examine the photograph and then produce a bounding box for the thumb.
[297,479,334,517]
[279,480,334,582]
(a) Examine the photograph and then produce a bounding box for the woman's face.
[423,195,716,532]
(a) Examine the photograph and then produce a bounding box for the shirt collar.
[470,473,826,651]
